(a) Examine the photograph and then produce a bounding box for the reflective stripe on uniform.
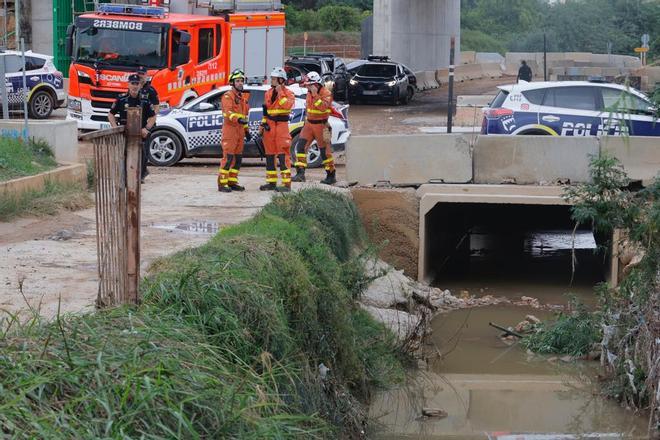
[278,97,288,105]
[267,109,291,116]
[307,109,331,115]
[314,99,323,106]
[224,112,247,121]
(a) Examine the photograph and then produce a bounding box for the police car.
[0,50,65,119]
[482,81,659,136]
[147,84,351,167]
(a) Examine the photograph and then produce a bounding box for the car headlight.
[349,79,358,86]
[68,99,82,112]
[386,80,397,87]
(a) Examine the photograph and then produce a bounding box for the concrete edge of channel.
[0,163,87,196]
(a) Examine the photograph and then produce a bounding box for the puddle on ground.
[148,221,220,235]
[370,305,649,439]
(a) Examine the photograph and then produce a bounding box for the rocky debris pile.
[360,260,565,347]
[360,260,436,348]
[499,314,542,344]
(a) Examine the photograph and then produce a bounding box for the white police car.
[482,81,659,137]
[147,84,351,167]
[0,50,65,119]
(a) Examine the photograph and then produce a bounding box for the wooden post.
[125,107,142,304]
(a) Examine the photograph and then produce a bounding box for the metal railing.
[80,109,143,308]
[286,44,361,59]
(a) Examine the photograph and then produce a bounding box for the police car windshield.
[74,21,167,69]
[357,64,396,78]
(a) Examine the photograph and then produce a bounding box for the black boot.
[320,170,336,185]
[260,183,277,191]
[230,184,245,192]
[291,167,306,182]
[218,185,232,193]
[275,185,291,193]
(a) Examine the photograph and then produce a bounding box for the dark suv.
[285,53,350,102]
[347,56,416,105]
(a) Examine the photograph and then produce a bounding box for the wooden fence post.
[125,107,142,304]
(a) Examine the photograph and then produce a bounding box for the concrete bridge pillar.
[373,0,460,71]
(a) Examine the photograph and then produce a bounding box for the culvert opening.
[424,202,606,305]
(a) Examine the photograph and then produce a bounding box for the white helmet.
[270,67,287,80]
[305,71,322,85]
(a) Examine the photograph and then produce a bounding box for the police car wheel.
[147,130,183,167]
[290,135,322,169]
[29,90,54,119]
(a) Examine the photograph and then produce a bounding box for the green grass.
[0,137,57,182]
[0,189,407,438]
[0,180,92,222]
[522,299,601,357]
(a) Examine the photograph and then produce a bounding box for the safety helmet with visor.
[270,67,287,80]
[229,69,246,83]
[305,71,323,85]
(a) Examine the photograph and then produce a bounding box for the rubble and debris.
[421,408,448,418]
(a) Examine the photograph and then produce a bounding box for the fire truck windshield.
[74,21,168,69]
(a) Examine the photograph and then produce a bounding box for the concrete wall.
[600,136,660,185]
[474,135,599,185]
[414,71,440,90]
[373,0,460,71]
[30,0,52,55]
[347,134,659,187]
[0,120,79,163]
[361,15,374,59]
[346,134,473,185]
[0,163,87,196]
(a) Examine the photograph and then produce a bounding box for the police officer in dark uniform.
[137,66,160,114]
[517,60,533,82]
[108,73,156,183]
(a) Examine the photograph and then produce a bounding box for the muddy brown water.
[370,231,649,439]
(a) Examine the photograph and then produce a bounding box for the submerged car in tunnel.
[482,80,659,136]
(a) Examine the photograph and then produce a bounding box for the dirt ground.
[1,76,511,317]
[351,188,419,278]
[348,76,511,135]
[0,163,346,317]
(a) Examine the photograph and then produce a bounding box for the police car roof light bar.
[97,4,168,19]
[367,55,390,62]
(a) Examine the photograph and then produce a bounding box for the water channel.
[370,230,649,439]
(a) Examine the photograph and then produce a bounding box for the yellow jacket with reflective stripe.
[221,89,250,128]
[305,86,333,121]
[263,86,295,121]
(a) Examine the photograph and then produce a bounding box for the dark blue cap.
[128,73,140,83]
[137,66,147,74]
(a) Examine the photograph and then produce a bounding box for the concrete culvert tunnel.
[418,185,609,304]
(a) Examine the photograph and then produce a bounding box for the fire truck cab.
[65,2,285,130]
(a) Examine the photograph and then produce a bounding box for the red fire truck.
[65,1,285,130]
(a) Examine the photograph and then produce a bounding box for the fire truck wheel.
[290,134,322,169]
[147,130,183,167]
[29,90,55,119]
